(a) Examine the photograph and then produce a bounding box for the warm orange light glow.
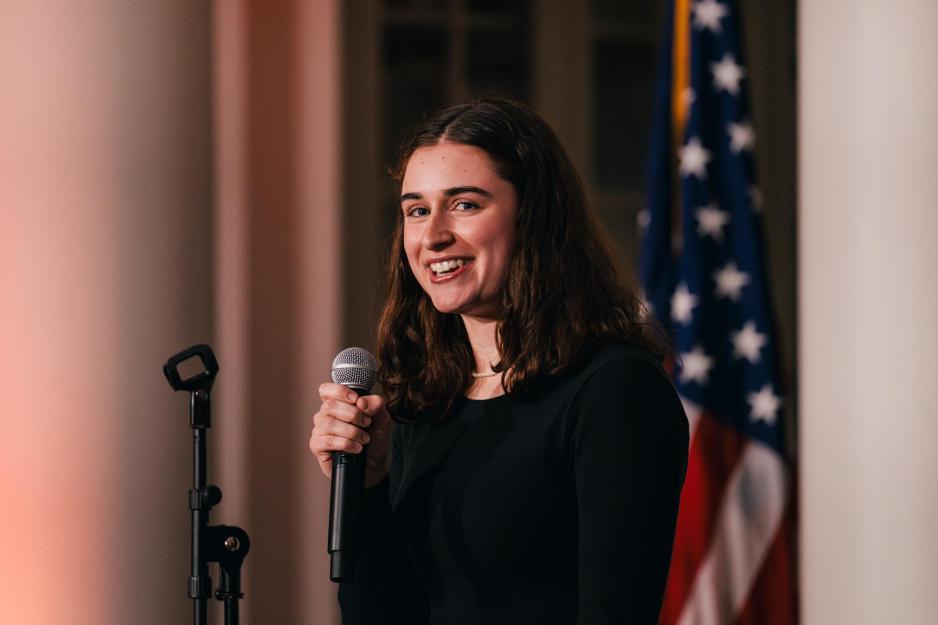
[671,0,691,137]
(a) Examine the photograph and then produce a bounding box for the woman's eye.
[454,200,478,211]
[405,206,430,217]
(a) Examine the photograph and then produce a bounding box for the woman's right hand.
[309,383,392,489]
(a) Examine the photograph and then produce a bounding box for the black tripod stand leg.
[219,567,241,625]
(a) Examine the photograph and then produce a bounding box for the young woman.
[309,98,688,624]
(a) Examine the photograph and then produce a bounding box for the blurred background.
[0,1,935,624]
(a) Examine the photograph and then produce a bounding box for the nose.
[422,208,454,250]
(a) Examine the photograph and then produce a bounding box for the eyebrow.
[400,186,493,203]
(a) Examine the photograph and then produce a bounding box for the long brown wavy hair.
[376,98,668,424]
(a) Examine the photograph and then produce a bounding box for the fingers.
[316,416,371,447]
[319,382,362,405]
[310,386,373,465]
[322,435,364,454]
[355,394,387,419]
[320,382,387,414]
[319,383,379,428]
[310,411,370,454]
[310,386,390,483]
[308,419,366,471]
[316,396,371,428]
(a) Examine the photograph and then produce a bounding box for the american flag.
[640,1,797,623]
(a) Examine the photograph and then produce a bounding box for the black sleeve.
[570,355,689,625]
[337,425,429,625]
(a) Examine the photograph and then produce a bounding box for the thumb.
[356,394,389,422]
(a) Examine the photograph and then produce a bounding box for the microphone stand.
[164,344,251,625]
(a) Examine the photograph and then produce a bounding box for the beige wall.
[798,1,938,623]
[0,1,344,623]
[0,2,212,624]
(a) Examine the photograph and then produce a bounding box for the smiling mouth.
[428,258,473,282]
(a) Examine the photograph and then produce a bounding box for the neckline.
[461,392,510,404]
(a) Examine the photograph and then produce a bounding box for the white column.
[0,2,212,624]
[798,2,938,624]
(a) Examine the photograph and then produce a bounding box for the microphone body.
[327,348,378,583]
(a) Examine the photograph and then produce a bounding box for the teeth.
[430,259,468,274]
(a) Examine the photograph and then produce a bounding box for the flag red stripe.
[733,505,798,625]
[659,410,750,625]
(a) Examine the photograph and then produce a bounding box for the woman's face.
[401,141,518,319]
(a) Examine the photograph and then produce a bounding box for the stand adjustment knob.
[189,486,222,510]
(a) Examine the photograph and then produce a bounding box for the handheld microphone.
[327,347,378,582]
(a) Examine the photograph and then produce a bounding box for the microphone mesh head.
[331,347,378,393]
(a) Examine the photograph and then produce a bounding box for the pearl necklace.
[470,369,499,378]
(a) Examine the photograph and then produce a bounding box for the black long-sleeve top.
[338,344,689,625]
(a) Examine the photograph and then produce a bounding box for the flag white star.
[671,283,698,325]
[748,384,781,424]
[731,321,768,363]
[695,203,730,241]
[692,0,729,32]
[679,137,711,178]
[713,261,750,301]
[711,54,745,94]
[728,120,756,153]
[637,208,651,234]
[679,345,715,385]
